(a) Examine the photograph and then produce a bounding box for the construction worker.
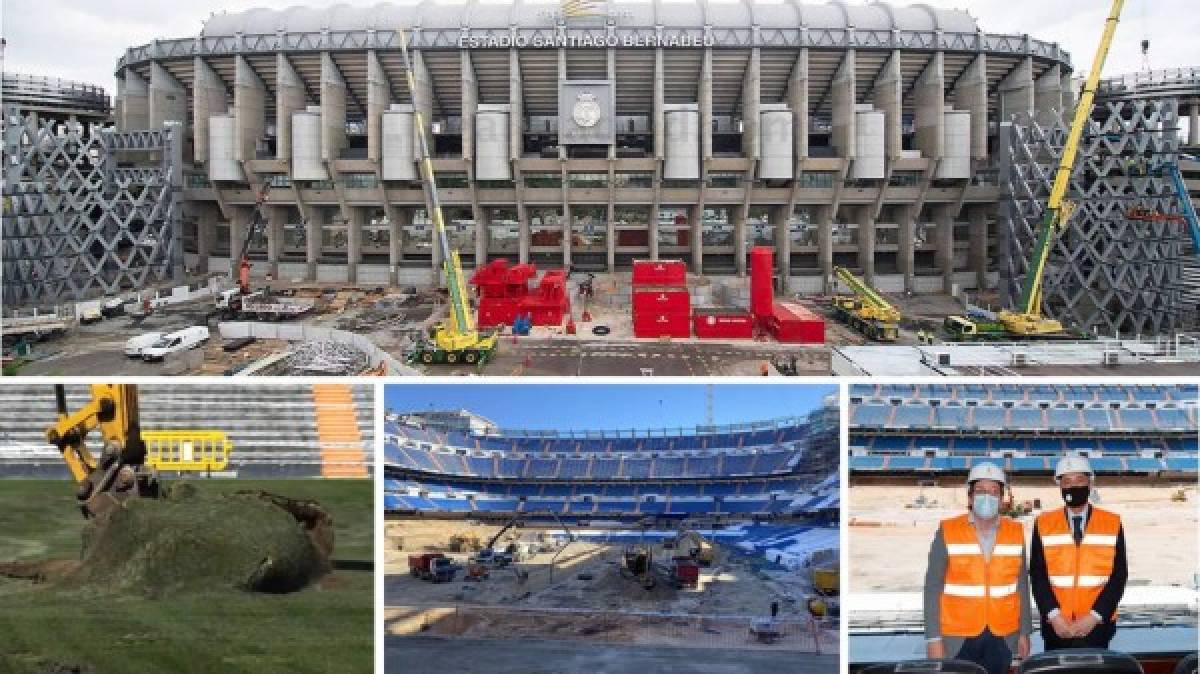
[1029,456,1127,650]
[924,462,1031,674]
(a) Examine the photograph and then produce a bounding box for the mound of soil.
[67,483,329,596]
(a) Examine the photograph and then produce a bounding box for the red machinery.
[749,245,825,344]
[470,260,570,328]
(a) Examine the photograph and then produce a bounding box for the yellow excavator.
[398,26,498,366]
[830,266,901,341]
[674,529,715,566]
[946,0,1124,341]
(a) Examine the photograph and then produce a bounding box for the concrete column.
[742,47,761,160]
[1035,64,1064,125]
[1062,73,1076,116]
[952,54,988,161]
[149,62,186,129]
[936,205,955,294]
[266,205,285,279]
[818,205,834,293]
[235,56,266,163]
[898,206,915,293]
[195,206,217,273]
[873,51,903,160]
[193,58,228,165]
[651,48,665,261]
[276,54,307,161]
[367,51,391,163]
[914,52,945,161]
[701,48,713,161]
[733,208,747,277]
[461,51,478,163]
[412,50,435,147]
[347,206,363,284]
[306,208,323,280]
[475,208,489,268]
[321,53,348,164]
[789,49,809,160]
[122,70,149,131]
[998,56,1035,124]
[509,48,523,161]
[229,207,250,271]
[389,207,409,285]
[857,206,876,283]
[1189,102,1199,146]
[773,204,790,292]
[968,206,989,291]
[831,50,856,159]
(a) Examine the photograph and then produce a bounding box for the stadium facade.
[848,384,1199,475]
[111,0,1077,293]
[384,397,839,522]
[1,72,111,126]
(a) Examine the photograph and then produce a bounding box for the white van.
[141,326,210,362]
[125,332,163,358]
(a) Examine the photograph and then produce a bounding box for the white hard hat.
[1055,455,1094,480]
[967,461,1006,486]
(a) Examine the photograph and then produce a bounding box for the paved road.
[387,636,836,674]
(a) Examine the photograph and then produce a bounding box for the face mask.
[972,493,1000,519]
[1062,485,1090,507]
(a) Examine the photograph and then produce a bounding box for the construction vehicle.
[674,529,715,566]
[408,553,458,582]
[448,532,483,553]
[669,556,700,589]
[811,565,839,595]
[622,544,656,590]
[830,266,901,341]
[397,27,498,366]
[946,0,1124,342]
[464,561,491,582]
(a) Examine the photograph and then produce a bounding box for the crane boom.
[1015,0,1124,317]
[833,267,899,320]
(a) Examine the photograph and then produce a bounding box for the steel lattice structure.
[997,99,1191,336]
[2,108,183,308]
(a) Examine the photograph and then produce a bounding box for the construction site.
[846,383,1199,673]
[383,386,840,673]
[4,0,1199,376]
[0,383,374,674]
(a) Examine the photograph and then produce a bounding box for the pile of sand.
[68,483,328,596]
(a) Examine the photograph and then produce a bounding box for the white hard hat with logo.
[1054,455,1094,480]
[967,461,1006,486]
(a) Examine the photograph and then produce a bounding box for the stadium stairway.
[312,384,369,478]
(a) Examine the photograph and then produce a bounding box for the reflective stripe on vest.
[1036,507,1120,621]
[938,513,1025,638]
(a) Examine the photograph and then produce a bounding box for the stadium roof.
[200,1,979,37]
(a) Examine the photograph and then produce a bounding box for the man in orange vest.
[1030,455,1127,650]
[924,462,1031,674]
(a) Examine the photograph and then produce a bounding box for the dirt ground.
[847,482,1200,592]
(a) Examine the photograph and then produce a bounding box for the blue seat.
[1090,457,1125,473]
[1165,456,1198,472]
[850,456,885,470]
[1011,457,1047,471]
[1125,458,1163,472]
[887,456,927,470]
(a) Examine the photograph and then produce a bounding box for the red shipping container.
[632,287,691,314]
[632,259,687,287]
[768,301,825,344]
[633,310,691,338]
[693,309,754,339]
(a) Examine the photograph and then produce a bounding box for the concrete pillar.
[653,47,665,161]
[857,206,875,283]
[818,205,834,293]
[773,204,790,292]
[914,52,945,161]
[122,70,149,131]
[952,54,988,161]
[1189,102,1199,146]
[898,206,915,293]
[509,48,523,161]
[733,208,747,277]
[998,56,1035,124]
[461,52,478,163]
[367,51,391,163]
[149,62,186,129]
[194,58,228,165]
[688,202,703,273]
[831,51,856,159]
[789,49,809,159]
[1062,73,1076,116]
[235,56,266,163]
[701,48,713,162]
[968,206,989,291]
[742,47,761,160]
[389,208,409,285]
[266,205,285,279]
[306,209,323,280]
[1035,64,1064,126]
[321,53,348,164]
[229,207,250,271]
[409,49,438,274]
[873,51,903,160]
[347,207,363,283]
[475,208,489,268]
[276,54,307,161]
[195,206,217,273]
[936,205,955,294]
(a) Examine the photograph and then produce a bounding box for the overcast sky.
[2,0,1193,95]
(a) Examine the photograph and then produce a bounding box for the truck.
[216,289,315,321]
[407,553,458,582]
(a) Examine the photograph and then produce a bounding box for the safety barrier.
[143,430,232,472]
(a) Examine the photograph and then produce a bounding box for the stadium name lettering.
[458,34,715,49]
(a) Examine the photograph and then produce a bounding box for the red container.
[632,259,687,287]
[633,310,691,338]
[632,287,691,314]
[750,246,775,318]
[768,301,825,344]
[672,557,700,588]
[693,309,754,339]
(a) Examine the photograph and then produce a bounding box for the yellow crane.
[830,266,901,341]
[947,0,1124,341]
[398,26,498,366]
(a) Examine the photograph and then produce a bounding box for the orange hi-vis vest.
[1036,506,1120,622]
[939,513,1026,638]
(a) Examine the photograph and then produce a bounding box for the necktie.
[1072,515,1083,544]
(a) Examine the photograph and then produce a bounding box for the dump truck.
[408,553,458,582]
[670,556,700,589]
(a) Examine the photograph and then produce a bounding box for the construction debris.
[285,340,370,375]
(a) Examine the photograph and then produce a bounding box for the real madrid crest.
[572,92,601,128]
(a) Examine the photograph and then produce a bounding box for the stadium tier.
[385,405,839,521]
[0,384,374,478]
[848,384,1198,475]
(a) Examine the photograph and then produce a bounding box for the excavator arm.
[45,384,158,518]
